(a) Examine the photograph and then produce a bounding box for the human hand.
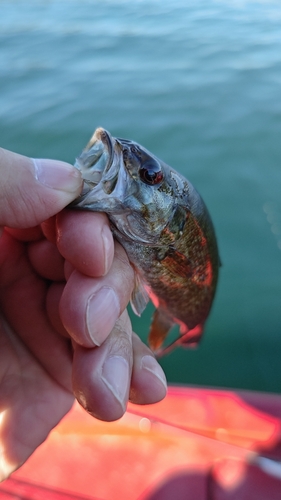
[0,147,167,480]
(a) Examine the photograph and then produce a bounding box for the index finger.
[56,210,114,277]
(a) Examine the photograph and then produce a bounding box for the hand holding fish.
[0,148,166,480]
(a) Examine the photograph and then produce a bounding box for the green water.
[1,0,281,392]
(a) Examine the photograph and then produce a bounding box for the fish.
[71,127,220,355]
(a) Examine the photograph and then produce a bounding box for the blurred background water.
[1,0,281,393]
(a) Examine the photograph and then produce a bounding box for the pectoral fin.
[130,273,150,317]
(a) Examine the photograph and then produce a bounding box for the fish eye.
[139,160,163,185]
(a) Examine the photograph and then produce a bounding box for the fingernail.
[33,158,82,192]
[102,225,113,275]
[101,356,130,410]
[141,355,167,389]
[86,287,120,345]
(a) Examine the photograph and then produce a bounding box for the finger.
[56,210,114,277]
[46,282,70,338]
[0,232,73,391]
[28,239,65,281]
[4,226,43,242]
[0,148,82,228]
[60,242,134,347]
[129,334,167,405]
[64,260,75,281]
[41,216,57,243]
[72,310,132,421]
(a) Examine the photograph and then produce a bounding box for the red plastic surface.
[2,386,281,499]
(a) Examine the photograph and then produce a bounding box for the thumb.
[0,147,82,228]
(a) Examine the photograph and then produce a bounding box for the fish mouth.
[74,127,115,188]
[71,127,127,210]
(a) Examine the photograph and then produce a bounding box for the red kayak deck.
[2,386,281,499]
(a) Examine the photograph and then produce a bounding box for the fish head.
[73,128,189,244]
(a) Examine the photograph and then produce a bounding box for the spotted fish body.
[72,128,220,354]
